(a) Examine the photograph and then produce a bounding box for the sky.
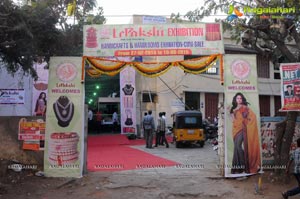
[96,0,218,24]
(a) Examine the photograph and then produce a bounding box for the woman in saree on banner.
[229,92,261,174]
[34,92,47,116]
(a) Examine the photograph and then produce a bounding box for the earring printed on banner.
[124,109,133,126]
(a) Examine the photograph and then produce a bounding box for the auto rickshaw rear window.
[177,116,201,129]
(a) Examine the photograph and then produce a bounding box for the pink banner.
[120,67,136,134]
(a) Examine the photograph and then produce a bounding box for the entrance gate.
[44,22,225,177]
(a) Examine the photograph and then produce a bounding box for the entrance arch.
[44,22,225,177]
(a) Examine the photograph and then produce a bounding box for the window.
[184,117,197,124]
[257,54,270,78]
[178,116,201,128]
[142,93,157,102]
[185,92,200,110]
[259,95,270,116]
[184,55,219,75]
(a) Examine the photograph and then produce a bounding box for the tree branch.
[273,39,297,62]
[289,24,300,50]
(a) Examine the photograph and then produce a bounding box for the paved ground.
[0,140,295,199]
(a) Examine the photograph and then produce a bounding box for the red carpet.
[87,134,179,172]
[88,134,130,146]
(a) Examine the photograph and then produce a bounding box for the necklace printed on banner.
[122,84,134,95]
[54,99,73,122]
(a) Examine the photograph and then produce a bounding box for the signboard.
[18,118,45,151]
[44,57,84,178]
[280,63,300,111]
[142,16,167,24]
[223,54,262,178]
[0,89,25,104]
[83,23,224,57]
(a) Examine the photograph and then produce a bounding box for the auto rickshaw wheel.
[198,141,204,148]
[175,141,182,148]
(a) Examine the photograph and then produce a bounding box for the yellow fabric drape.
[82,54,223,80]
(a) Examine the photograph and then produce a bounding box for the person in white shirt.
[88,109,93,131]
[112,111,119,133]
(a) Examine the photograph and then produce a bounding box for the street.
[0,140,293,199]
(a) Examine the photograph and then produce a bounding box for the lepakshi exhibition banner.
[280,63,300,111]
[44,57,84,178]
[83,23,224,57]
[223,54,262,178]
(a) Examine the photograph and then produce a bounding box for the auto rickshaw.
[171,110,205,148]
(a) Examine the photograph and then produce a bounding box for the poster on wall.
[0,89,25,104]
[223,54,262,178]
[44,57,84,178]
[120,67,136,134]
[32,60,49,116]
[261,117,300,165]
[280,63,300,111]
[18,118,45,151]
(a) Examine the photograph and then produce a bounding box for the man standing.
[282,138,300,199]
[142,110,155,149]
[141,112,147,139]
[112,111,119,133]
[156,112,169,148]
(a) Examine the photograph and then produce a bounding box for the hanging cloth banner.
[44,57,84,178]
[83,23,224,57]
[83,54,222,78]
[223,54,262,178]
[280,63,300,111]
[120,67,136,134]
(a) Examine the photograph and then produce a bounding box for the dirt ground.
[0,143,296,199]
[0,166,295,199]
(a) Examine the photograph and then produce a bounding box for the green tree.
[0,0,105,78]
[180,0,300,177]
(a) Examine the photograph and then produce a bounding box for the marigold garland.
[86,68,102,77]
[86,57,126,72]
[178,59,218,74]
[133,63,173,77]
[132,62,171,74]
[86,58,127,76]
[178,55,218,70]
[82,54,223,78]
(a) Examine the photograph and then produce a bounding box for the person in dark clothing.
[282,138,300,199]
[142,110,155,149]
[155,112,169,148]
